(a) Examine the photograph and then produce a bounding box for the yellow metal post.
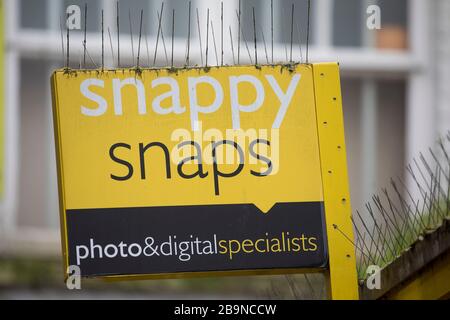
[313,63,359,299]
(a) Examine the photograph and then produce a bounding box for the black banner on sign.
[66,202,328,277]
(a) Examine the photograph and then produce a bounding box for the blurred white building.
[0,0,448,256]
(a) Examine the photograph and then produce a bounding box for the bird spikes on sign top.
[60,1,312,70]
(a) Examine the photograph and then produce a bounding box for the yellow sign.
[53,65,321,212]
[51,63,358,299]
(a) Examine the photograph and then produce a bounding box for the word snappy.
[80,73,301,130]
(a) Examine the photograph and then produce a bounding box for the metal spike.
[356,210,384,264]
[406,162,426,198]
[186,1,191,66]
[357,233,370,272]
[145,32,150,67]
[171,9,175,68]
[81,40,98,68]
[229,26,236,65]
[390,178,411,222]
[417,155,447,217]
[237,0,241,64]
[391,177,423,236]
[435,165,446,222]
[116,1,120,67]
[420,153,445,196]
[429,167,442,228]
[432,166,444,223]
[280,4,289,62]
[295,19,303,63]
[352,218,367,255]
[429,147,449,183]
[352,216,376,264]
[66,12,70,68]
[435,165,447,221]
[235,10,252,64]
[371,194,398,253]
[379,191,408,242]
[59,17,65,66]
[260,24,269,64]
[78,48,82,69]
[271,0,274,64]
[129,9,135,65]
[374,194,404,255]
[211,20,219,66]
[157,10,169,66]
[446,162,450,219]
[221,2,224,66]
[399,164,428,236]
[136,9,143,68]
[153,2,164,66]
[438,138,450,163]
[108,27,115,66]
[352,216,376,265]
[101,10,104,69]
[415,190,431,230]
[205,8,210,67]
[379,223,393,263]
[415,156,434,194]
[384,185,414,243]
[252,7,257,65]
[355,237,363,277]
[306,0,311,63]
[369,222,383,265]
[196,8,204,65]
[366,202,391,263]
[334,221,373,264]
[372,194,404,255]
[83,3,87,68]
[289,3,294,63]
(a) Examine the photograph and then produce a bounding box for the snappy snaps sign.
[52,64,336,278]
